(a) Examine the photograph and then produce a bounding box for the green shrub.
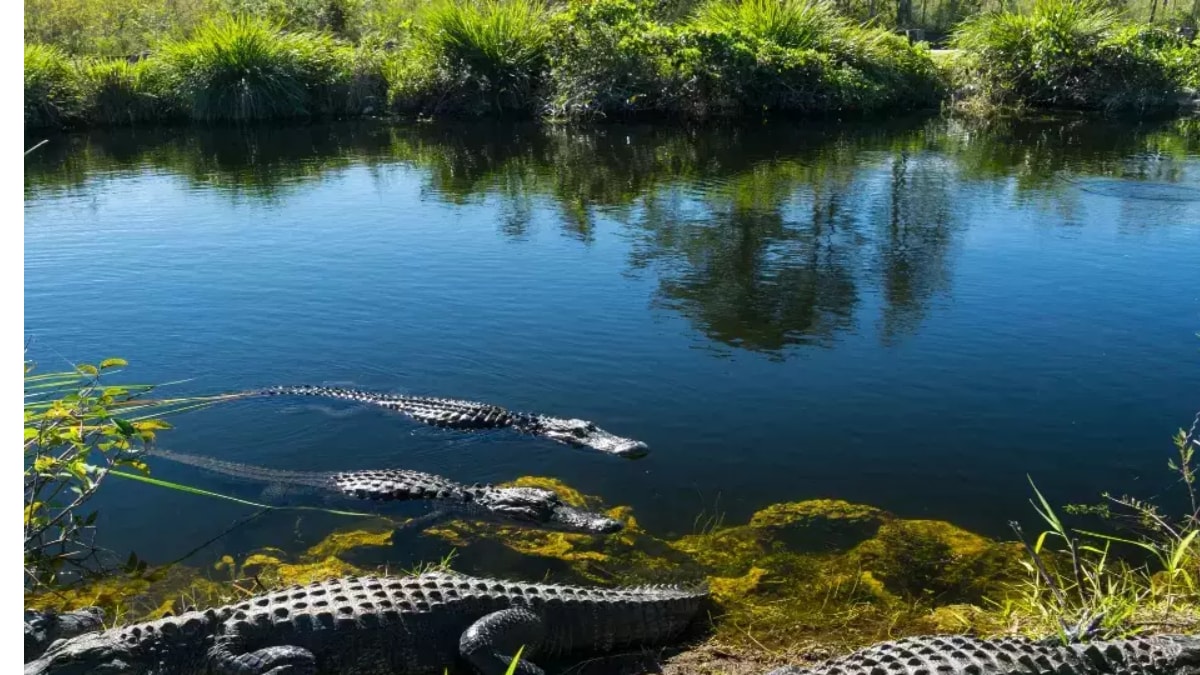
[161,15,346,123]
[691,0,840,49]
[675,0,942,116]
[388,0,552,116]
[25,44,82,129]
[546,0,680,118]
[77,59,178,125]
[545,0,941,119]
[23,0,213,58]
[952,0,1192,112]
[314,44,389,116]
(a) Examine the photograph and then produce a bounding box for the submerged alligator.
[25,571,708,675]
[235,385,649,458]
[765,634,1200,675]
[149,448,623,535]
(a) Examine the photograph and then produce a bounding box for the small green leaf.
[76,364,98,376]
[113,418,137,436]
[99,358,128,370]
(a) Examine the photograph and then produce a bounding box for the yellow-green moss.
[748,499,889,553]
[709,566,768,604]
[302,525,393,559]
[847,519,1025,603]
[749,499,887,530]
[22,484,1041,658]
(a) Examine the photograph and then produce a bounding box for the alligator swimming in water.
[764,634,1200,675]
[25,571,708,675]
[148,448,623,535]
[235,385,649,458]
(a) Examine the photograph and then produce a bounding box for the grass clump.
[25,44,82,129]
[691,0,841,48]
[952,0,1198,113]
[388,0,553,117]
[547,0,942,119]
[676,0,943,117]
[161,15,350,123]
[77,59,177,125]
[1000,414,1200,639]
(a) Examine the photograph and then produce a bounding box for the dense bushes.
[952,0,1199,113]
[24,16,383,127]
[388,0,553,116]
[22,0,1200,128]
[24,45,82,128]
[545,0,943,119]
[160,16,352,122]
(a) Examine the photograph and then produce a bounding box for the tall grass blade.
[107,469,375,518]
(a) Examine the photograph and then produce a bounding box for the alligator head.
[478,486,623,534]
[25,607,105,662]
[534,417,649,458]
[25,633,141,675]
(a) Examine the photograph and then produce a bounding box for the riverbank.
[24,475,1200,673]
[24,0,1200,130]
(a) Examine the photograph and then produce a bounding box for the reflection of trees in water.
[875,150,957,343]
[24,116,1199,357]
[627,155,866,355]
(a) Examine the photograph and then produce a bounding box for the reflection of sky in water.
[23,118,1200,571]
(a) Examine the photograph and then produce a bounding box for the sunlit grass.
[160,14,347,122]
[691,0,842,49]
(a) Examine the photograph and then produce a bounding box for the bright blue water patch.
[24,117,1200,567]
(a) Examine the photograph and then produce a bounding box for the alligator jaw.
[476,487,624,534]
[535,417,650,458]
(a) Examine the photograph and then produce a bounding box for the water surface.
[24,116,1200,568]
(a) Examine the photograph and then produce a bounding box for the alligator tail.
[146,448,331,489]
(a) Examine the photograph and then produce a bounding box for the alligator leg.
[459,608,547,675]
[208,633,317,675]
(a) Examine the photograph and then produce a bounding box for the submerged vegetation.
[22,0,1200,128]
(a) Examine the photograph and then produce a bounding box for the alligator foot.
[209,639,317,675]
[460,608,547,675]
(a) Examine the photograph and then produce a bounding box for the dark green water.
[23,115,1200,569]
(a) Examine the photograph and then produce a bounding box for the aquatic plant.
[1001,413,1200,640]
[388,0,553,116]
[160,15,349,122]
[24,44,81,128]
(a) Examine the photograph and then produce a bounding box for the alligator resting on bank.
[25,607,105,662]
[25,571,708,675]
[238,385,649,459]
[148,448,623,535]
[765,634,1200,675]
